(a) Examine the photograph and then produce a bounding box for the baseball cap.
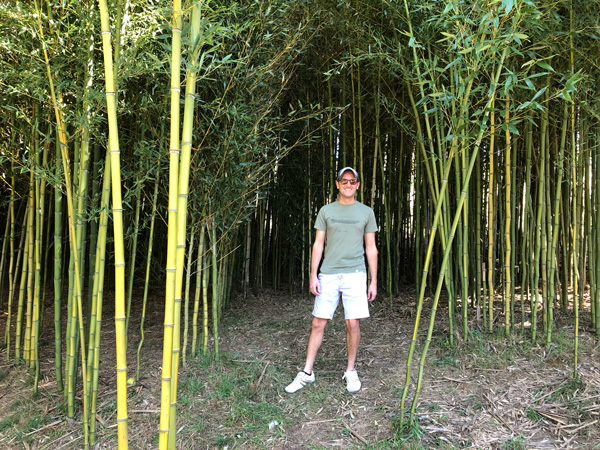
[337,167,359,181]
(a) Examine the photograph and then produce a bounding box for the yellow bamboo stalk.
[169,4,202,446]
[97,0,129,446]
[159,0,183,446]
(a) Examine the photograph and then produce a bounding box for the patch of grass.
[471,395,484,411]
[501,435,526,449]
[526,407,542,422]
[182,353,286,446]
[434,354,458,367]
[212,433,234,448]
[178,372,206,406]
[0,397,49,445]
[546,376,585,403]
[214,372,235,398]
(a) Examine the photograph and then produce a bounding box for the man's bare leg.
[345,318,360,372]
[303,317,328,374]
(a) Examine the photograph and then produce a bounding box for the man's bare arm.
[310,230,326,296]
[364,232,378,301]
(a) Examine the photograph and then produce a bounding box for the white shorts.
[313,272,370,320]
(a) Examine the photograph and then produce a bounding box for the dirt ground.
[1,288,599,449]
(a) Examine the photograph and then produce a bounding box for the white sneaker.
[343,370,361,393]
[285,371,315,393]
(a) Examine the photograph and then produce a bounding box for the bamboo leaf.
[535,61,554,71]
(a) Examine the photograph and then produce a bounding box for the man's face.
[336,171,359,199]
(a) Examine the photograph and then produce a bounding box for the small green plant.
[391,417,422,443]
[471,396,484,411]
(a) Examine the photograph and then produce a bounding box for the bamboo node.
[117,417,129,422]
[116,367,127,372]
[106,92,116,96]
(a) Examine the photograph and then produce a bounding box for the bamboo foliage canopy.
[1,0,599,446]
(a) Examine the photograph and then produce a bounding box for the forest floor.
[1,288,599,449]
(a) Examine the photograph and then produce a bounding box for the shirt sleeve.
[314,207,327,231]
[365,208,378,233]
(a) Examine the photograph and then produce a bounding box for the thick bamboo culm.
[97,0,129,446]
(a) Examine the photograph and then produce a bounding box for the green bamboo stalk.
[191,225,205,356]
[182,228,195,364]
[510,124,517,331]
[357,63,364,203]
[33,104,49,392]
[521,120,533,336]
[202,239,209,355]
[88,144,101,308]
[15,208,31,362]
[125,186,142,338]
[487,96,496,333]
[0,211,9,313]
[88,151,111,446]
[3,138,16,352]
[595,133,600,337]
[137,168,160,380]
[547,104,569,347]
[24,166,35,367]
[503,96,512,335]
[378,134,393,308]
[211,221,220,361]
[54,127,64,391]
[475,149,483,323]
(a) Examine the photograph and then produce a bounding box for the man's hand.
[367,283,377,302]
[310,274,321,296]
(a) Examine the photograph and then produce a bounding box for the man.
[285,167,378,394]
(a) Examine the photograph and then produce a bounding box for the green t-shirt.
[314,200,378,274]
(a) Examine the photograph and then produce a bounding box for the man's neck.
[338,197,356,205]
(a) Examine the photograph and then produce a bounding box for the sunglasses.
[339,178,358,185]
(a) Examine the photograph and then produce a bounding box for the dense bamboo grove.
[1,0,599,445]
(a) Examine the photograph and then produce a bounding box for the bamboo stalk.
[97,0,129,445]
